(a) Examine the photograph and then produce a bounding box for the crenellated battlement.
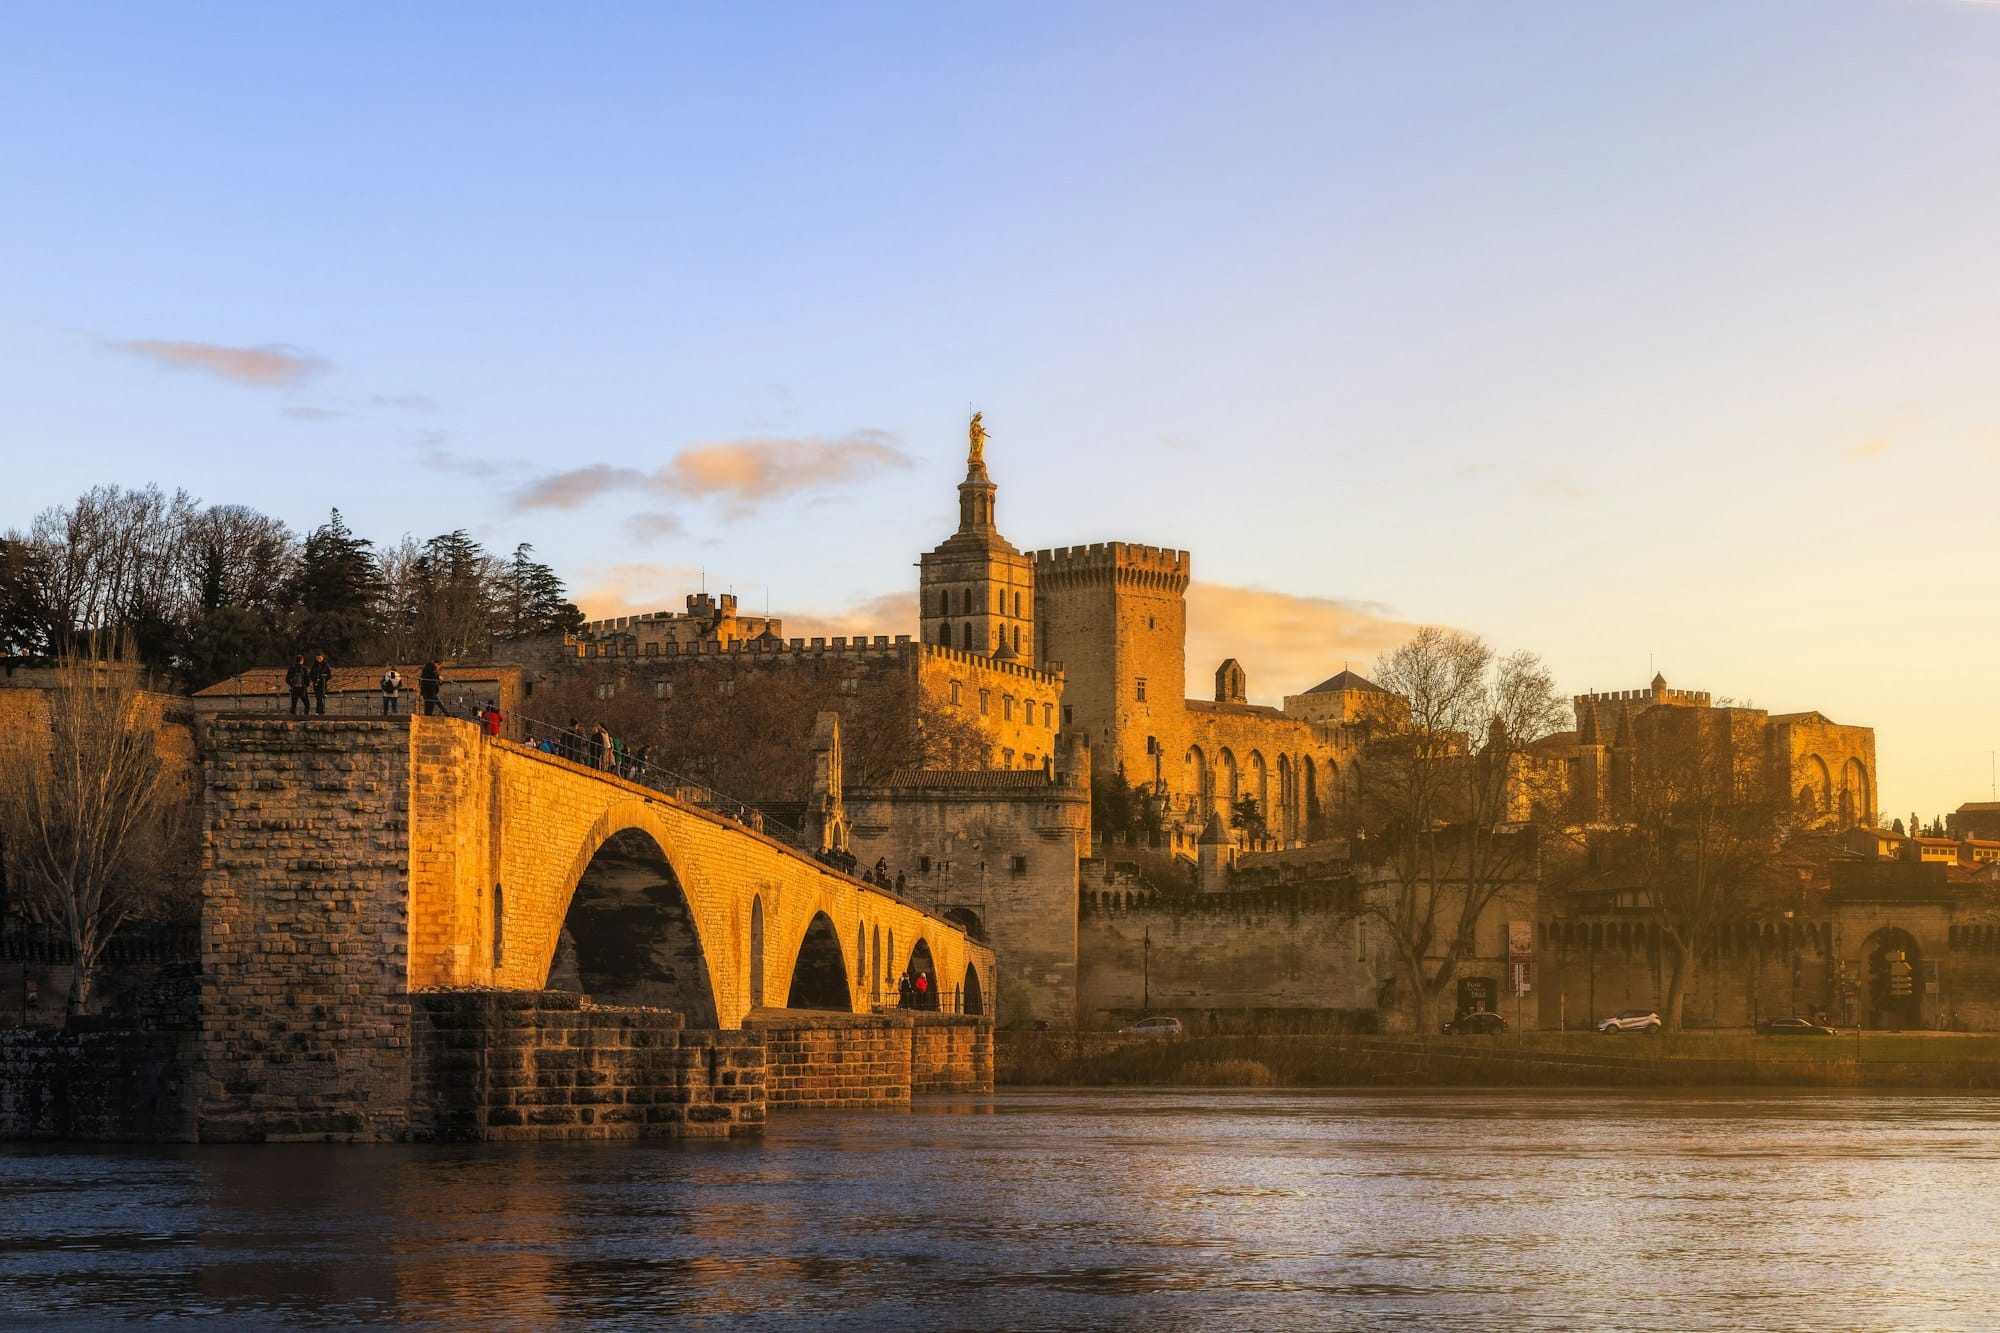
[1574,687,1712,708]
[566,633,914,661]
[1032,541,1190,573]
[917,642,1063,684]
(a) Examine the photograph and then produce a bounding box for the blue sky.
[3,1,1997,818]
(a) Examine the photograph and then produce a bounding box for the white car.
[1598,1008,1663,1033]
[1119,1016,1184,1038]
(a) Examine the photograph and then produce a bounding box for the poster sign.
[1508,922,1533,995]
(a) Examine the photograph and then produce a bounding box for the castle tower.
[919,413,1036,662]
[1030,540,1191,791]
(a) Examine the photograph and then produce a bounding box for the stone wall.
[1078,892,1385,1031]
[747,1011,992,1109]
[198,717,416,1143]
[0,968,198,1141]
[846,766,1088,1026]
[410,990,763,1140]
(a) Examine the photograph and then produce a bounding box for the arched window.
[961,622,973,650]
[962,588,972,615]
[937,590,949,616]
[1013,625,1020,651]
[749,895,766,1009]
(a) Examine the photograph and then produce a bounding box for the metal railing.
[511,712,810,849]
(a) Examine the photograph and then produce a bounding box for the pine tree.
[499,543,584,639]
[290,509,384,659]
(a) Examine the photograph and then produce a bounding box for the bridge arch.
[543,825,720,1027]
[786,911,851,1010]
[962,961,984,1016]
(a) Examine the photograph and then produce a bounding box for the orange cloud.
[111,339,325,386]
[1184,581,1423,703]
[1841,438,1893,460]
[512,432,911,519]
[572,572,1424,701]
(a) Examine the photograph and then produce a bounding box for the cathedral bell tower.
[919,412,1035,661]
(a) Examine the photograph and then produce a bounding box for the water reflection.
[3,1092,1996,1329]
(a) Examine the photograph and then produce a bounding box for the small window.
[654,680,672,699]
[980,689,991,715]
[1003,695,1014,721]
[1135,677,1147,702]
[1002,748,1014,766]
[1010,854,1028,874]
[1013,625,1020,651]
[644,642,658,656]
[841,677,860,695]
[950,680,962,705]
[1063,704,1073,727]
[524,681,534,697]
[596,682,615,700]
[918,855,933,873]
[718,679,735,697]
[1014,592,1022,617]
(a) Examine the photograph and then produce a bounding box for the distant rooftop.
[1304,669,1385,695]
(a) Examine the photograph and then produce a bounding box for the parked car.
[1597,1009,1663,1033]
[1758,1016,1840,1036]
[1119,1016,1184,1038]
[1442,1011,1509,1036]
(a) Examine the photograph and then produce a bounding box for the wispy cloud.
[1535,474,1596,500]
[410,429,505,479]
[653,433,912,508]
[572,562,706,621]
[515,464,648,511]
[1841,437,1894,460]
[623,511,685,541]
[511,431,912,520]
[282,405,347,422]
[110,338,326,386]
[370,393,436,412]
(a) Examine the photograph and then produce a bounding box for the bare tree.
[1357,627,1569,1033]
[0,649,188,1014]
[1623,710,1792,1029]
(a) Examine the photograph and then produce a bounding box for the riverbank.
[996,1030,2000,1090]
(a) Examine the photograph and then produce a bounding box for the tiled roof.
[882,769,1053,790]
[195,664,515,697]
[1185,699,1291,720]
[1304,669,1385,695]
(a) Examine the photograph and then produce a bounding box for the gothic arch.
[1840,757,1871,827]
[1798,754,1833,817]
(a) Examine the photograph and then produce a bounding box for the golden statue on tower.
[968,411,987,466]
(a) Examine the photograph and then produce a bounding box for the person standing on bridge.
[564,718,585,762]
[420,660,442,715]
[380,667,402,716]
[308,652,333,715]
[589,723,608,771]
[285,656,310,716]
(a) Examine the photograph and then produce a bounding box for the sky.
[2,1,1996,821]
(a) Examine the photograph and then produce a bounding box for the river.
[2,1091,1993,1329]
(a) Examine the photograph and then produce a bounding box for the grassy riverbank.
[996,1031,2000,1091]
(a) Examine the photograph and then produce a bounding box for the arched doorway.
[786,911,851,1010]
[545,829,718,1026]
[903,937,939,1010]
[962,963,984,1016]
[1865,927,1922,1030]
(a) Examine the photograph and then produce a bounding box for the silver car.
[1119,1016,1184,1038]
[1597,1008,1662,1033]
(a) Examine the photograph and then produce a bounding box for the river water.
[3,1091,1995,1329]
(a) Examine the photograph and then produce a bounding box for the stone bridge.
[197,715,994,1140]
